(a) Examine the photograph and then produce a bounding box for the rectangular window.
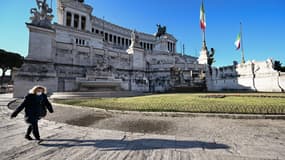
[74,14,79,28]
[147,43,150,50]
[168,42,170,51]
[81,16,86,30]
[114,36,117,43]
[150,44,153,50]
[122,38,125,46]
[109,34,113,42]
[105,33,108,41]
[118,37,121,44]
[96,29,99,34]
[66,12,72,26]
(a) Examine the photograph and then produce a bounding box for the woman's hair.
[28,85,47,94]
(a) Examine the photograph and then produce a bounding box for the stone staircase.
[76,70,122,92]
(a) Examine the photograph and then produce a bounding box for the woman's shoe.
[25,135,33,140]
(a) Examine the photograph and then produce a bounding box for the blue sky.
[0,0,284,66]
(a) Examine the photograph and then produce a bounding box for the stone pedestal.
[13,24,58,98]
[153,35,169,53]
[127,47,145,70]
[26,24,55,62]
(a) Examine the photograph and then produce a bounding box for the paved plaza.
[0,94,284,160]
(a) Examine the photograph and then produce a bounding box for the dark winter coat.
[11,94,54,123]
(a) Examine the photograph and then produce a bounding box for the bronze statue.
[155,24,167,38]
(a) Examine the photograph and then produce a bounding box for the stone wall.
[207,60,285,92]
[13,61,58,97]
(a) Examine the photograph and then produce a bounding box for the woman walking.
[11,85,54,143]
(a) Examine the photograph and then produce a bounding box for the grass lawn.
[54,93,285,114]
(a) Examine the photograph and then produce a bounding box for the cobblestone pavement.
[1,94,284,160]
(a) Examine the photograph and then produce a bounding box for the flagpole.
[240,22,245,64]
[203,29,206,48]
[201,0,206,49]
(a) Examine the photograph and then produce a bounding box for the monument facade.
[13,0,206,97]
[13,0,284,97]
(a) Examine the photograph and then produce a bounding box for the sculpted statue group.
[30,0,54,28]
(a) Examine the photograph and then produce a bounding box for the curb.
[52,103,285,120]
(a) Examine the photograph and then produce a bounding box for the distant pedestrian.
[10,85,54,144]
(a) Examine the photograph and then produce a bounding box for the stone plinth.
[153,35,170,53]
[127,47,145,70]
[26,24,55,62]
[13,24,58,98]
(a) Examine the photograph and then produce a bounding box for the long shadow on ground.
[40,138,230,151]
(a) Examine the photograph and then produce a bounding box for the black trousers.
[26,120,40,140]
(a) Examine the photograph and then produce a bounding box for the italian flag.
[235,33,241,50]
[200,1,206,31]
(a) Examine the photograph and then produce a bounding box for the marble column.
[71,13,74,28]
[63,10,67,26]
[79,15,82,30]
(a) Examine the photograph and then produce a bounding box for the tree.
[0,49,24,85]
[273,60,285,72]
